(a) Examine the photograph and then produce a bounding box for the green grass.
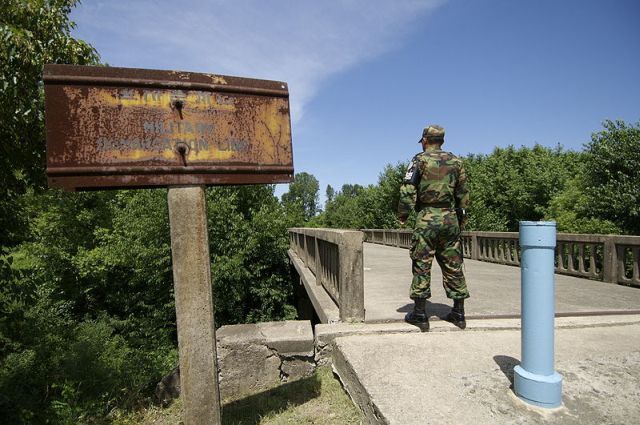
[112,366,363,425]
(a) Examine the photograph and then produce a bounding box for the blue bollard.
[513,221,563,408]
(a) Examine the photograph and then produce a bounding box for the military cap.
[420,124,445,142]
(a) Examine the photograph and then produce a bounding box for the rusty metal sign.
[43,65,293,190]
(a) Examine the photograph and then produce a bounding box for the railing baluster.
[589,244,598,277]
[577,243,585,275]
[491,239,497,261]
[557,242,565,272]
[616,245,626,284]
[567,243,576,272]
[633,247,640,285]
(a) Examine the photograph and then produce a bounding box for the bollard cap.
[520,221,556,227]
[519,221,556,248]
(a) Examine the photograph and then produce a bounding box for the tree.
[0,0,99,247]
[581,120,640,234]
[281,172,320,221]
[321,187,371,229]
[371,162,407,228]
[544,176,621,234]
[325,184,335,203]
[463,145,582,231]
[340,183,364,198]
[3,183,299,422]
[318,163,406,230]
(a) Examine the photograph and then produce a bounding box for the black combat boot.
[446,299,466,329]
[405,298,429,330]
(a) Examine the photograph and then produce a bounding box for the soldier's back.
[415,149,463,207]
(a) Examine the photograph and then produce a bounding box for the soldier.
[398,124,470,330]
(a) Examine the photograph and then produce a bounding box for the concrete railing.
[362,229,640,287]
[289,228,365,322]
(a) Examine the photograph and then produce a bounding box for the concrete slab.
[332,321,640,425]
[257,320,314,356]
[364,243,640,322]
[315,314,640,366]
[216,320,314,401]
[218,320,314,357]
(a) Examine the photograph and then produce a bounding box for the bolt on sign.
[44,64,293,190]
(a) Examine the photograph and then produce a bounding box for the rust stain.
[206,74,228,85]
[44,64,293,190]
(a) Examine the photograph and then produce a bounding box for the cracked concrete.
[155,320,315,404]
[216,320,315,401]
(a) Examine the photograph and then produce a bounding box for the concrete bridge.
[288,228,640,324]
[287,228,640,424]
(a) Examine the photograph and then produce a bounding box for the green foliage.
[318,163,407,229]
[3,184,299,423]
[206,186,298,324]
[2,189,176,423]
[325,184,335,203]
[581,120,640,234]
[319,183,366,228]
[543,120,640,235]
[463,144,582,231]
[0,0,99,246]
[544,176,621,234]
[281,172,320,221]
[321,146,583,232]
[0,298,176,424]
[319,134,639,236]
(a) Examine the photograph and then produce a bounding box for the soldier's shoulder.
[442,151,463,164]
[416,150,462,165]
[412,152,427,163]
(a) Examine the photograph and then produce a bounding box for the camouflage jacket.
[397,146,469,221]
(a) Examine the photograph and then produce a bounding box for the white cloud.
[72,0,445,121]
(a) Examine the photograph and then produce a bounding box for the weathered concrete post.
[338,230,365,322]
[168,186,222,424]
[471,233,479,260]
[514,221,563,408]
[603,237,618,283]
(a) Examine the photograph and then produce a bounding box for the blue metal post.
[514,221,563,408]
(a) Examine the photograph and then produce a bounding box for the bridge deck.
[364,242,640,323]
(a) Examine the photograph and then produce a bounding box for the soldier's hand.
[399,217,407,226]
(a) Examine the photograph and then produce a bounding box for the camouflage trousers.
[409,208,470,300]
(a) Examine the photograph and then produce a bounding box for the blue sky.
[70,0,639,200]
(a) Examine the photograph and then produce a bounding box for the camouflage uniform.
[398,126,470,301]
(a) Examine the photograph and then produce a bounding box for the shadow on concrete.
[493,355,520,389]
[397,301,452,318]
[222,374,321,424]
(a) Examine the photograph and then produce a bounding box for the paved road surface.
[364,242,640,322]
[333,317,640,425]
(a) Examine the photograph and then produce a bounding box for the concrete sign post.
[43,65,294,424]
[168,186,221,423]
[514,221,563,408]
